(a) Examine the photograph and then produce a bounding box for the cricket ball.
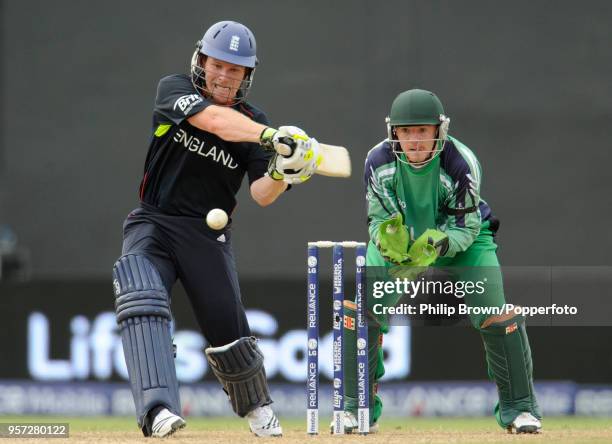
[206,208,228,230]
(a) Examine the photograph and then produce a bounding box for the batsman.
[340,89,542,434]
[112,21,323,438]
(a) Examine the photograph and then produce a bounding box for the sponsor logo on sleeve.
[173,94,203,115]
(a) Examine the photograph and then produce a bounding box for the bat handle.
[276,136,297,157]
[276,144,292,157]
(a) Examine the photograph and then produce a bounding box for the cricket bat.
[274,142,352,178]
[316,143,351,178]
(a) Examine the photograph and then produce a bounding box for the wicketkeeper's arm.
[365,158,402,243]
[440,163,483,257]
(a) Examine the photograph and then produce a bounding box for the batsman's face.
[395,125,438,164]
[203,57,247,105]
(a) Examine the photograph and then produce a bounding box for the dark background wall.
[1,0,611,279]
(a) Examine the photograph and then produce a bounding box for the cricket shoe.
[151,408,186,438]
[246,405,282,437]
[507,412,541,434]
[329,411,379,434]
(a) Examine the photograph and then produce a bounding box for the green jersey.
[364,136,497,258]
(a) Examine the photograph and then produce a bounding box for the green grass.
[1,415,611,432]
[3,417,612,444]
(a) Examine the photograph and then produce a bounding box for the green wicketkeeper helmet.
[385,89,450,168]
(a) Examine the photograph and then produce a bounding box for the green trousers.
[343,226,541,428]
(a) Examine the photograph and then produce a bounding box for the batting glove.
[260,126,305,155]
[262,126,322,184]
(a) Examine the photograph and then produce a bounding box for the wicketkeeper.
[339,89,542,434]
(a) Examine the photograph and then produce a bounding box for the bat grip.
[276,136,296,157]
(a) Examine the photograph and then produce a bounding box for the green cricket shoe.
[329,411,379,434]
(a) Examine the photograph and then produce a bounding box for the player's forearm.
[250,176,288,207]
[188,105,267,143]
[442,223,480,257]
[368,217,383,244]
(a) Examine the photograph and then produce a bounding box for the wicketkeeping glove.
[387,229,449,280]
[377,213,411,265]
[406,229,449,266]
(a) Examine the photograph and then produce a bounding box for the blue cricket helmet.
[199,21,257,68]
[191,21,258,104]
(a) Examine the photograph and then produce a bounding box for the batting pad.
[113,254,181,435]
[205,337,272,417]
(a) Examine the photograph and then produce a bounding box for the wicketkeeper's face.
[202,57,247,105]
[394,125,438,165]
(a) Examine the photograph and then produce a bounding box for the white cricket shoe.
[246,405,282,437]
[329,411,379,434]
[151,408,186,438]
[507,412,542,434]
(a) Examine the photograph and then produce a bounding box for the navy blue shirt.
[139,74,271,217]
